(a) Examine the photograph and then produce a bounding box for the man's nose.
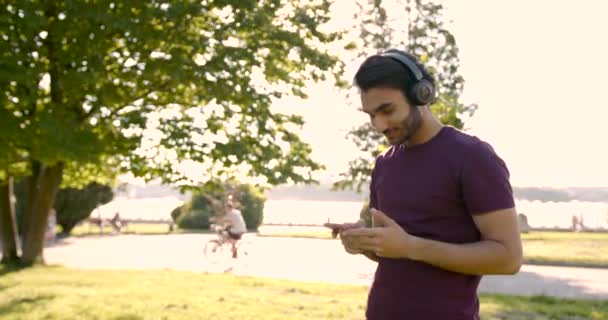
[372,118,389,133]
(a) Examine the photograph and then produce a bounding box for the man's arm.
[404,138,522,275]
[343,207,522,275]
[408,207,522,275]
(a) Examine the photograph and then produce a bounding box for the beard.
[387,107,423,146]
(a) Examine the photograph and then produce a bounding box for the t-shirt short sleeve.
[461,140,515,215]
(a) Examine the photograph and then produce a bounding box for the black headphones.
[380,51,436,106]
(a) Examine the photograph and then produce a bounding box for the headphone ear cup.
[411,80,436,105]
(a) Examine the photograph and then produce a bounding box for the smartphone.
[323,222,345,239]
[323,220,366,238]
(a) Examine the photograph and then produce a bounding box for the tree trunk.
[0,176,20,263]
[21,161,64,265]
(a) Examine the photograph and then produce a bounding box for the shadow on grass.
[0,294,55,317]
[0,262,28,277]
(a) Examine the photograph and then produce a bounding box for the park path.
[42,234,608,300]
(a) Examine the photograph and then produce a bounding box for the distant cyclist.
[217,199,247,258]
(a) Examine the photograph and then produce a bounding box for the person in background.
[218,199,247,258]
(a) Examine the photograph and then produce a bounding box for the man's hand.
[340,225,364,254]
[324,220,365,253]
[341,208,416,259]
[324,220,365,238]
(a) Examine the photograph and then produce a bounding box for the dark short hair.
[354,49,436,105]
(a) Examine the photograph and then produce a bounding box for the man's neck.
[405,112,444,147]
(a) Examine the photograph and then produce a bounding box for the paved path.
[43,234,608,300]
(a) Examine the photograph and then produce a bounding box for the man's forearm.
[408,236,522,275]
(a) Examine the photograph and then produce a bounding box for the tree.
[0,176,19,263]
[234,183,265,230]
[334,0,477,192]
[1,1,345,265]
[0,103,28,263]
[54,183,114,236]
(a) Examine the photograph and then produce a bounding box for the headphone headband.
[379,51,435,106]
[380,52,424,81]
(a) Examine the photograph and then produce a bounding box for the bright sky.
[281,0,608,188]
[124,1,608,189]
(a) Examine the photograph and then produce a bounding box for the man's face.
[361,87,422,145]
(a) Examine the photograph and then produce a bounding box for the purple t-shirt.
[366,126,515,320]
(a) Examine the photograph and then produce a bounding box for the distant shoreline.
[264,198,364,203]
[115,182,608,204]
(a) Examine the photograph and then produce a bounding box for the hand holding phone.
[323,220,365,238]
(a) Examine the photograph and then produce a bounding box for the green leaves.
[54,182,114,234]
[1,0,343,189]
[334,0,477,192]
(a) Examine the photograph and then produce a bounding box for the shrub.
[54,183,114,235]
[235,184,265,231]
[176,209,212,230]
[173,183,266,231]
[14,181,113,236]
[170,205,182,222]
[171,200,192,223]
[175,194,214,230]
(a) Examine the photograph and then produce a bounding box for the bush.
[14,180,113,235]
[54,183,114,235]
[176,193,215,230]
[170,206,182,222]
[235,184,265,231]
[190,193,214,211]
[173,183,266,231]
[171,200,192,223]
[176,209,212,230]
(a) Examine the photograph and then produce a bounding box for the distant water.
[263,200,363,225]
[264,199,608,229]
[515,199,608,229]
[96,196,184,221]
[98,198,608,229]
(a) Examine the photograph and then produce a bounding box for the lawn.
[259,230,608,268]
[0,266,607,320]
[67,223,211,236]
[521,232,608,268]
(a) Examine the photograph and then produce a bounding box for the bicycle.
[203,224,250,262]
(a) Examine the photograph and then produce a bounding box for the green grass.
[64,223,169,236]
[521,232,608,268]
[521,232,608,241]
[67,223,213,236]
[260,230,608,268]
[0,266,606,320]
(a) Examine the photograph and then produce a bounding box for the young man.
[339,49,523,319]
[219,200,247,258]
